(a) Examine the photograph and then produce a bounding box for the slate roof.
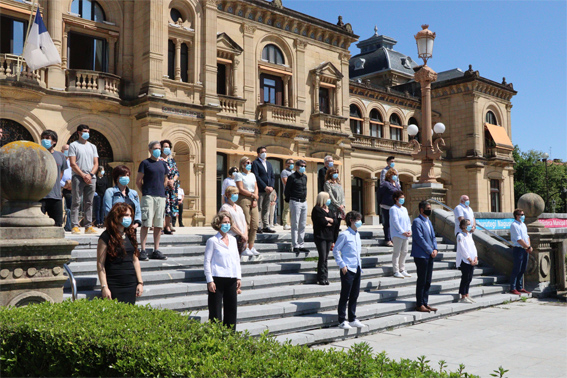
[350,47,418,79]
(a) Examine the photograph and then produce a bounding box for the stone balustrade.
[258,103,303,127]
[66,69,121,98]
[310,112,347,134]
[218,95,246,117]
[352,134,414,154]
[0,54,46,88]
[485,147,513,160]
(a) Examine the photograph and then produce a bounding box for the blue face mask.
[63,150,69,157]
[465,200,470,207]
[332,173,339,180]
[152,149,161,158]
[220,223,231,233]
[119,176,130,186]
[399,198,405,205]
[100,170,105,176]
[390,162,395,168]
[121,216,132,228]
[82,132,90,140]
[392,175,398,182]
[230,194,239,203]
[289,164,294,170]
[41,139,52,149]
[163,148,171,156]
[328,161,334,167]
[354,220,363,229]
[325,199,331,206]
[299,166,306,174]
[520,215,525,223]
[245,164,252,171]
[466,225,472,232]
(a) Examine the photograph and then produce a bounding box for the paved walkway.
[314,299,567,378]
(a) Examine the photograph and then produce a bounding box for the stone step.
[273,291,529,346]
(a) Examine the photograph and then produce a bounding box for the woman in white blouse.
[235,156,260,256]
[221,166,239,203]
[456,218,478,303]
[220,186,255,258]
[204,212,242,329]
[389,191,412,278]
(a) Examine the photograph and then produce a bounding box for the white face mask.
[260,152,267,160]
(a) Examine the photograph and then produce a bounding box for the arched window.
[167,39,189,82]
[170,8,183,23]
[262,44,285,65]
[389,113,402,141]
[71,0,106,22]
[485,110,498,125]
[350,105,363,135]
[369,109,383,138]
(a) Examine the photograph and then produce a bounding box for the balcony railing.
[485,147,513,160]
[218,95,246,117]
[0,54,46,87]
[311,112,348,134]
[258,103,303,128]
[66,69,120,98]
[352,134,414,154]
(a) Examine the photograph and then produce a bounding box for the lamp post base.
[409,183,448,218]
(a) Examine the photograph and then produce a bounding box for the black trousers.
[172,204,184,227]
[414,257,434,307]
[381,207,391,241]
[459,262,475,295]
[40,198,63,227]
[208,276,238,329]
[338,266,361,323]
[314,237,332,282]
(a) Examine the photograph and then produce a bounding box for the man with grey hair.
[453,195,476,237]
[318,155,334,193]
[136,141,169,260]
[285,159,309,252]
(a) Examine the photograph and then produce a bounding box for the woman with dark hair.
[222,166,239,203]
[378,168,401,247]
[103,165,142,229]
[96,202,144,304]
[94,165,110,227]
[160,139,179,234]
[204,211,242,329]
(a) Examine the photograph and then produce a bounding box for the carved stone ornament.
[272,0,283,9]
[294,39,307,50]
[242,23,257,35]
[414,65,438,84]
[337,16,345,27]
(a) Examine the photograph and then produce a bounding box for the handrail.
[427,198,514,248]
[63,263,77,301]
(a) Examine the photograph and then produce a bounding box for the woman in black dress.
[311,192,338,285]
[96,202,144,304]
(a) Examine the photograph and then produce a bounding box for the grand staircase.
[65,229,525,346]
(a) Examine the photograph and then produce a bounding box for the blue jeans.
[93,195,104,226]
[510,247,528,290]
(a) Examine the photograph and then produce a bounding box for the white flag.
[22,9,61,71]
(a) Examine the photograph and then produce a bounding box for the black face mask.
[423,209,432,216]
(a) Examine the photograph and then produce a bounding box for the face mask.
[245,164,252,171]
[100,170,105,176]
[299,167,306,174]
[354,220,363,229]
[289,164,294,170]
[63,150,69,157]
[423,209,432,216]
[520,215,525,223]
[82,132,90,140]
[390,162,395,168]
[392,175,398,182]
[230,194,239,203]
[119,176,130,186]
[121,216,132,228]
[260,152,267,160]
[41,139,52,149]
[399,198,405,205]
[325,199,331,206]
[220,223,231,233]
[328,161,334,167]
[465,200,470,207]
[332,173,339,180]
[152,149,161,158]
[466,225,472,232]
[163,148,171,156]
[232,172,238,178]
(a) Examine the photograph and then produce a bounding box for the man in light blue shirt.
[333,211,365,330]
[509,208,532,295]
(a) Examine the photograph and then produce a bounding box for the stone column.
[295,39,307,124]
[107,37,117,74]
[364,178,379,224]
[335,81,341,116]
[231,57,239,96]
[383,121,391,139]
[242,23,256,117]
[313,74,320,112]
[363,117,370,136]
[46,1,65,88]
[61,25,70,68]
[175,39,182,81]
[201,127,218,225]
[201,0,220,106]
[283,75,290,107]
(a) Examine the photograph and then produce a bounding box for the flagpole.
[17,0,39,81]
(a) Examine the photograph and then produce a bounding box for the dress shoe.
[416,305,430,313]
[263,227,276,233]
[318,281,326,285]
[298,248,310,253]
[293,248,301,253]
[510,289,521,295]
[256,228,263,234]
[163,229,173,235]
[425,305,438,312]
[519,288,531,294]
[325,280,330,285]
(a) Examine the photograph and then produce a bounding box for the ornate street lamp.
[408,25,445,184]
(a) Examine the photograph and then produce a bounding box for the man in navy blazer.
[411,200,439,313]
[251,146,276,233]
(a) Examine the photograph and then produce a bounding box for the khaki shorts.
[141,195,166,228]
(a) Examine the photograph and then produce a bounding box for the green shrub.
[0,299,478,377]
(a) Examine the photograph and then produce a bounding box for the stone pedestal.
[365,215,380,226]
[409,182,448,218]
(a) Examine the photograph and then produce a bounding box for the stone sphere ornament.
[517,193,545,219]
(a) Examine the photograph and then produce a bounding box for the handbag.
[235,235,247,255]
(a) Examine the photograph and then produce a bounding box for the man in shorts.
[136,141,169,260]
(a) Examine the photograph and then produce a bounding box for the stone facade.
[0,0,516,225]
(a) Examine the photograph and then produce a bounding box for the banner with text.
[477,218,567,230]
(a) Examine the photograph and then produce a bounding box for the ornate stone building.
[0,0,516,225]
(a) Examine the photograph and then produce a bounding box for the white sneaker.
[393,272,405,278]
[251,247,260,256]
[349,319,366,328]
[466,296,475,303]
[401,271,412,278]
[242,248,254,257]
[459,298,471,304]
[283,225,291,230]
[338,321,352,329]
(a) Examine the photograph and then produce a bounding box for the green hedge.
[0,299,478,377]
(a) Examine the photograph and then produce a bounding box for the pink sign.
[538,218,567,228]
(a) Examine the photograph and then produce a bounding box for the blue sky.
[285,0,567,161]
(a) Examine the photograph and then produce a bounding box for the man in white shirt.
[509,208,532,295]
[453,195,476,237]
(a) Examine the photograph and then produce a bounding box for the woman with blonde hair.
[235,156,260,257]
[324,167,345,242]
[220,186,254,258]
[311,191,338,285]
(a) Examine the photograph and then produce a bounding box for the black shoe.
[139,250,149,261]
[325,280,330,285]
[298,248,310,253]
[293,248,301,253]
[151,250,168,260]
[318,281,326,285]
[257,228,264,234]
[179,223,184,227]
[263,227,276,233]
[163,229,173,235]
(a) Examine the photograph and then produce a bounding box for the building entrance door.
[352,177,364,221]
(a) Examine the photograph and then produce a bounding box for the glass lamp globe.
[433,122,445,134]
[407,124,419,136]
[542,152,549,159]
